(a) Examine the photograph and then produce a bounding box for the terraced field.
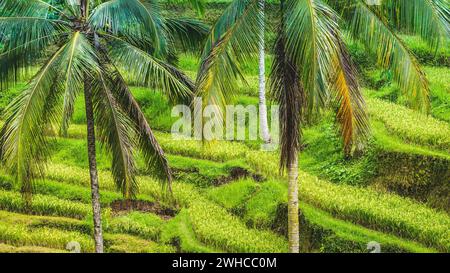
[0,91,448,252]
[0,2,449,253]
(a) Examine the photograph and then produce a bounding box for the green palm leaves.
[0,0,206,200]
[352,0,430,112]
[197,0,449,154]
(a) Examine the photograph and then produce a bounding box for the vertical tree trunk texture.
[258,0,271,144]
[288,152,300,253]
[84,78,104,253]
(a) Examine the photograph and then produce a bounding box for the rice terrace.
[0,0,449,256]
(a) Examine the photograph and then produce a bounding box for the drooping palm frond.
[165,18,209,54]
[187,0,206,15]
[109,67,173,190]
[270,6,304,172]
[284,0,341,116]
[92,71,138,199]
[0,16,69,88]
[58,32,99,136]
[280,0,369,153]
[331,38,369,153]
[89,0,167,56]
[384,0,450,51]
[196,0,262,113]
[105,34,193,103]
[0,31,99,201]
[352,0,430,112]
[0,44,65,202]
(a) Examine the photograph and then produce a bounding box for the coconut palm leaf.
[283,0,340,116]
[58,32,100,135]
[270,29,304,171]
[0,0,66,17]
[109,67,173,189]
[0,31,99,201]
[331,38,369,153]
[351,0,430,112]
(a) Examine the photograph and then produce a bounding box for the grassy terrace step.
[167,155,255,187]
[42,134,450,251]
[0,189,91,219]
[298,203,436,253]
[161,210,222,253]
[298,172,450,252]
[0,217,94,252]
[0,243,66,253]
[0,210,176,253]
[104,234,175,253]
[0,173,155,207]
[207,179,447,252]
[366,97,450,151]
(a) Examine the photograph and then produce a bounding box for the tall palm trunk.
[287,152,299,253]
[84,78,104,253]
[258,0,271,143]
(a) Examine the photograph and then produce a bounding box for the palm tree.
[0,0,207,253]
[195,0,448,253]
[258,0,271,144]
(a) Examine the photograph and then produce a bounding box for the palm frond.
[384,0,450,51]
[0,0,65,17]
[165,17,209,54]
[109,67,173,190]
[352,0,430,112]
[284,0,340,116]
[269,18,304,172]
[89,0,166,55]
[331,38,369,153]
[58,32,101,136]
[0,43,67,201]
[105,34,193,103]
[92,71,138,199]
[196,0,262,113]
[0,17,69,88]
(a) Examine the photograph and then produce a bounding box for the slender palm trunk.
[288,153,299,253]
[84,78,104,253]
[258,0,271,143]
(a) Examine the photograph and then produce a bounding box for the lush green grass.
[42,133,450,252]
[300,203,437,253]
[187,199,288,253]
[160,210,221,253]
[366,97,450,150]
[104,233,175,253]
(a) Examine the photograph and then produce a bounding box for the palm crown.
[0,0,208,200]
